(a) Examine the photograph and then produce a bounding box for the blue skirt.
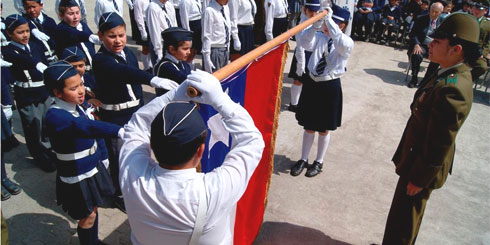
[231,24,254,55]
[296,76,342,132]
[288,50,312,80]
[273,17,288,38]
[56,161,115,220]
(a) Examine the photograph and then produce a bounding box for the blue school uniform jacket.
[381,4,402,22]
[45,99,120,177]
[54,21,95,67]
[24,13,57,54]
[154,55,191,84]
[92,45,154,126]
[1,41,49,108]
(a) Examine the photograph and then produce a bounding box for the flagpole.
[186,9,329,97]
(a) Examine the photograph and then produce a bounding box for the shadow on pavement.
[101,219,131,244]
[273,155,296,176]
[253,221,352,245]
[364,68,409,86]
[5,213,76,244]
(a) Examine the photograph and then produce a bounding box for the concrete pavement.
[1,1,489,244]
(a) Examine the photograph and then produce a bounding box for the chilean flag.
[199,41,289,244]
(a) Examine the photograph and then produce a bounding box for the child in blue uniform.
[60,46,101,108]
[291,5,354,177]
[92,12,178,207]
[22,0,58,64]
[154,27,193,96]
[1,14,56,172]
[44,61,122,245]
[55,0,100,72]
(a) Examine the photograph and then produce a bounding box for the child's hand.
[88,98,102,108]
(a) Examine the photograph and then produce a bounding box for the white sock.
[315,134,330,163]
[290,84,302,106]
[142,54,151,70]
[301,131,315,161]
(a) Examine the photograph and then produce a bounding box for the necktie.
[113,0,119,12]
[24,45,30,54]
[34,18,43,30]
[283,0,289,15]
[316,39,333,74]
[431,20,436,29]
[221,7,229,46]
[162,4,172,27]
[248,0,255,19]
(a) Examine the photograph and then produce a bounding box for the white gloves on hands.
[233,37,241,51]
[1,59,12,67]
[325,7,333,21]
[89,34,101,45]
[203,54,215,73]
[313,19,323,30]
[296,64,305,77]
[150,77,179,90]
[31,28,50,42]
[141,31,148,41]
[36,62,47,73]
[184,70,228,108]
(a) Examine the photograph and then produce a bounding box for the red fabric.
[234,42,288,244]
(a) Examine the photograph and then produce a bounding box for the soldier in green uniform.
[469,0,490,81]
[382,13,481,244]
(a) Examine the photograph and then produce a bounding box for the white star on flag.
[207,88,231,158]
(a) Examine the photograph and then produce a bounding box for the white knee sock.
[315,134,330,163]
[142,54,151,70]
[301,131,315,161]
[290,84,302,106]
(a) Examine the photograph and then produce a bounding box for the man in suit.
[382,13,481,244]
[407,2,443,87]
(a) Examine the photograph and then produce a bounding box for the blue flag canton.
[199,67,248,172]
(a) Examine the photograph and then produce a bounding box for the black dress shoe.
[290,160,308,176]
[305,161,323,177]
[2,178,21,195]
[1,185,11,201]
[287,104,297,112]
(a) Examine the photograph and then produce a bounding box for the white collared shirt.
[119,89,265,245]
[202,0,231,55]
[134,0,151,38]
[297,16,354,82]
[94,0,124,26]
[229,0,256,26]
[264,0,288,41]
[147,0,177,61]
[170,0,181,8]
[179,0,202,30]
[437,63,463,75]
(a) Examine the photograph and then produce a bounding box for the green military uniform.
[382,13,479,244]
[471,0,490,80]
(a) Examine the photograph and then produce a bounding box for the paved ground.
[2,1,490,244]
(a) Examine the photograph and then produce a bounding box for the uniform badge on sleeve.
[446,74,458,84]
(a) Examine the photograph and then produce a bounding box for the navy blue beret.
[61,46,86,62]
[151,102,207,147]
[44,61,79,90]
[98,12,125,33]
[59,0,79,8]
[304,0,321,11]
[4,14,28,32]
[331,4,350,23]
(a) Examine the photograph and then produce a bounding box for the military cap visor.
[429,13,480,44]
[331,4,350,23]
[98,12,125,33]
[472,0,489,9]
[151,101,207,147]
[4,14,28,32]
[304,0,321,12]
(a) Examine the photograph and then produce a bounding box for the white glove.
[141,31,148,41]
[203,54,215,73]
[233,37,241,51]
[185,70,225,106]
[89,34,101,45]
[150,76,179,90]
[325,7,333,21]
[266,34,273,42]
[313,19,323,30]
[36,62,47,73]
[296,63,305,77]
[118,127,125,139]
[31,28,50,42]
[1,59,12,67]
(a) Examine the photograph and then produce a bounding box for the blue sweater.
[54,21,95,67]
[24,13,57,53]
[45,99,121,177]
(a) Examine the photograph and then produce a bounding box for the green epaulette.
[446,73,458,85]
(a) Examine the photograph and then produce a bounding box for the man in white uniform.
[119,70,265,244]
[147,0,178,64]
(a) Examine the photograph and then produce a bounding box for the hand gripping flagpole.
[186,9,329,98]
